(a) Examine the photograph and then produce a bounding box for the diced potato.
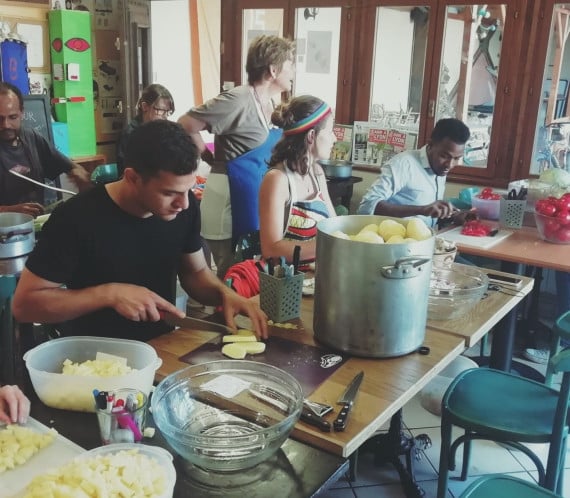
[23,449,167,498]
[222,343,247,359]
[61,358,134,377]
[0,425,57,473]
[222,335,258,343]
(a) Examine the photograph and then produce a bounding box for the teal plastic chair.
[545,310,570,386]
[436,349,570,497]
[459,475,563,498]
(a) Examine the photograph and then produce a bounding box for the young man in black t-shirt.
[12,120,268,341]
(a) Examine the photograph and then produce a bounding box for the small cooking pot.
[317,160,353,179]
[0,213,35,259]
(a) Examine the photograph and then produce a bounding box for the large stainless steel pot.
[314,215,434,358]
[0,213,35,259]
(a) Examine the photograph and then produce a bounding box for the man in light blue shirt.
[357,118,470,228]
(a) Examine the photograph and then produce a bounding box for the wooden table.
[446,225,566,371]
[427,265,534,348]
[150,278,530,459]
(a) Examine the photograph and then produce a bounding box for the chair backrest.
[545,347,570,488]
[233,231,261,263]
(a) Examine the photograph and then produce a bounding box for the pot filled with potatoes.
[314,215,434,357]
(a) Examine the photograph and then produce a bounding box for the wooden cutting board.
[2,418,84,498]
[439,226,513,249]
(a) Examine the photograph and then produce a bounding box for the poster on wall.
[95,0,119,30]
[352,121,417,168]
[331,124,353,161]
[97,59,120,97]
[29,73,52,95]
[16,24,44,68]
[306,31,332,74]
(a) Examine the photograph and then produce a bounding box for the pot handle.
[380,256,432,280]
[0,229,33,244]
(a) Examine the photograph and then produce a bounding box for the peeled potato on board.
[221,339,266,359]
[240,342,266,354]
[222,335,258,343]
[222,343,247,359]
[236,329,256,336]
[0,425,56,473]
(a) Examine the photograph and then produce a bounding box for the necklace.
[252,86,272,128]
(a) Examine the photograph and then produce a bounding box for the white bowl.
[24,336,162,412]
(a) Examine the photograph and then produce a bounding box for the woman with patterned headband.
[259,95,337,264]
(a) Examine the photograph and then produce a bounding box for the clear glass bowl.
[534,211,570,244]
[428,264,489,321]
[151,360,303,472]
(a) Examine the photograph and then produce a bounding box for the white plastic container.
[23,336,162,412]
[471,195,501,220]
[75,444,176,498]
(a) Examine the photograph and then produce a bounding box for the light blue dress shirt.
[357,145,447,228]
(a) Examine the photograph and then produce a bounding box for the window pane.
[294,7,342,112]
[437,5,505,168]
[530,3,570,175]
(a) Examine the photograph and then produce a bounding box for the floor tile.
[317,486,356,497]
[446,471,536,498]
[414,427,528,476]
[403,393,443,430]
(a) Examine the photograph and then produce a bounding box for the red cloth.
[223,260,260,298]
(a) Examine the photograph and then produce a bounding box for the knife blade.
[301,407,332,432]
[333,371,364,431]
[160,311,234,335]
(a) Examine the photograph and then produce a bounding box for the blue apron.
[227,128,282,243]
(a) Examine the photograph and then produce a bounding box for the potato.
[378,219,406,240]
[236,329,256,336]
[352,231,384,244]
[406,218,432,241]
[222,343,247,359]
[386,235,405,244]
[240,342,266,354]
[222,335,258,343]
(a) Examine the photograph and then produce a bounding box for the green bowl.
[459,187,480,205]
[448,197,471,210]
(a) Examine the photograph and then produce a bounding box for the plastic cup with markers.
[94,388,147,445]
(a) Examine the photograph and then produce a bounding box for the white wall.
[150,0,194,119]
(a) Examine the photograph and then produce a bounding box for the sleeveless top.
[283,167,330,244]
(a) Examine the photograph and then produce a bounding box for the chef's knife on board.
[160,311,234,335]
[333,371,364,431]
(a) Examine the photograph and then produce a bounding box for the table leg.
[358,409,430,498]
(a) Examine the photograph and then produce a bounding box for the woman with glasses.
[116,83,175,175]
[178,35,295,279]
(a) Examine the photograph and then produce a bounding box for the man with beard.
[357,118,471,228]
[0,82,90,217]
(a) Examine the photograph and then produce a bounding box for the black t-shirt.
[0,128,74,205]
[26,185,203,341]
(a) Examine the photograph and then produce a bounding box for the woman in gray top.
[178,35,295,279]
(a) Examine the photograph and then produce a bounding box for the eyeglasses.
[152,106,172,117]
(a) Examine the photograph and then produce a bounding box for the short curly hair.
[125,120,198,179]
[245,35,295,85]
